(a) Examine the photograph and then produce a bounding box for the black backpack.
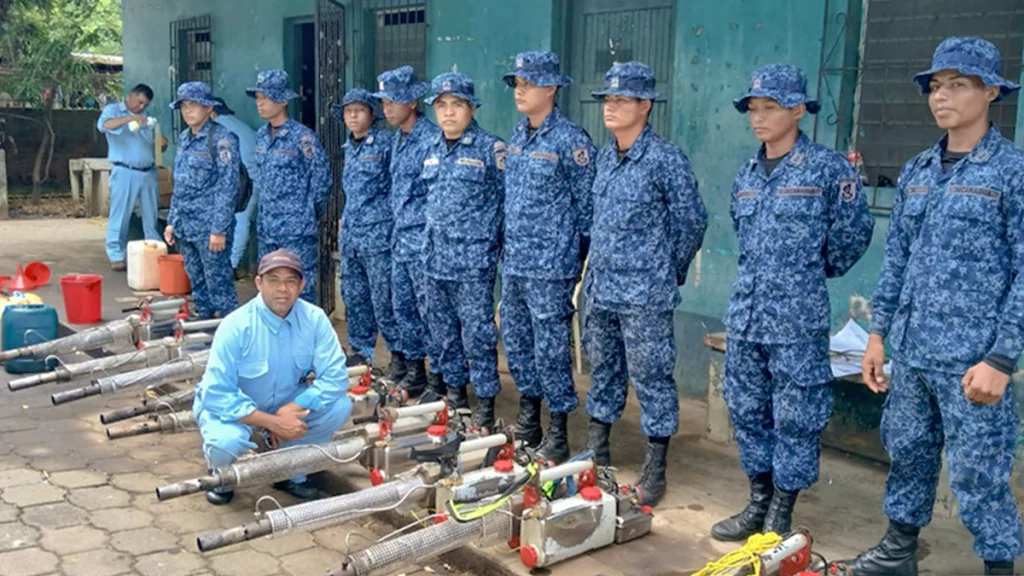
[207,123,254,213]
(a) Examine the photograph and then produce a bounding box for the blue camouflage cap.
[331,88,383,122]
[503,51,572,88]
[914,36,1020,101]
[372,66,429,104]
[425,72,482,108]
[733,64,820,114]
[591,62,659,101]
[245,70,299,103]
[169,81,219,109]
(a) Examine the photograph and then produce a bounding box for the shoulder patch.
[300,133,316,160]
[494,141,506,171]
[572,146,590,167]
[219,148,232,163]
[839,178,857,203]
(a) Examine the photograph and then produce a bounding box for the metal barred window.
[169,15,213,135]
[817,0,1024,211]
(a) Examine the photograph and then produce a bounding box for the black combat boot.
[387,351,409,383]
[834,520,920,576]
[395,358,427,401]
[515,395,543,447]
[471,396,496,433]
[710,472,774,542]
[984,561,1014,575]
[536,411,570,464]
[762,485,799,535]
[586,418,612,466]
[446,385,471,411]
[633,437,669,506]
[205,487,234,506]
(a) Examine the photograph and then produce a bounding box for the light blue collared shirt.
[97,101,156,168]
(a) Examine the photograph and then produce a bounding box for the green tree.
[0,0,122,203]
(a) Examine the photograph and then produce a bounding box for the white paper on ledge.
[829,319,892,378]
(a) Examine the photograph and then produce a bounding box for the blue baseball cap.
[425,72,482,108]
[503,51,572,88]
[245,70,299,104]
[733,64,820,114]
[591,62,659,101]
[913,36,1020,101]
[372,66,429,104]
[170,82,218,109]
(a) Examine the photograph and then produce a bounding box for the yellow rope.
[692,532,784,576]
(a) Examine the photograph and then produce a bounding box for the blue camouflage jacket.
[422,120,506,281]
[341,125,393,257]
[870,125,1024,373]
[254,119,331,239]
[390,116,442,263]
[504,107,596,280]
[587,125,707,311]
[169,121,240,241]
[725,133,874,343]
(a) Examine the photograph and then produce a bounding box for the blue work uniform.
[168,120,240,318]
[389,115,443,370]
[501,107,595,414]
[585,124,707,438]
[724,133,874,492]
[871,125,1024,561]
[339,124,399,358]
[421,120,506,398]
[254,119,332,303]
[213,114,261,269]
[193,296,352,480]
[97,101,161,263]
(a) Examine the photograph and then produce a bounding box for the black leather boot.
[833,520,920,576]
[632,437,670,506]
[985,561,1014,575]
[710,472,774,542]
[515,396,543,447]
[446,385,471,411]
[387,351,409,383]
[395,358,427,401]
[762,485,799,535]
[586,418,612,466]
[536,411,570,464]
[471,396,496,433]
[205,487,234,506]
[426,371,446,397]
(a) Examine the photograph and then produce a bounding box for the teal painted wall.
[121,0,315,164]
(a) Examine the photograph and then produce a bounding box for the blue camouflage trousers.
[340,251,398,355]
[178,236,238,319]
[584,305,678,438]
[197,395,352,484]
[723,338,834,492]
[500,275,578,414]
[259,236,318,303]
[393,258,440,371]
[882,360,1022,561]
[426,275,499,398]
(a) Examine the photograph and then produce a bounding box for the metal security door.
[315,0,345,313]
[567,0,675,146]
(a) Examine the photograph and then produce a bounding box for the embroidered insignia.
[442,80,453,91]
[839,178,857,203]
[610,77,620,89]
[530,151,559,163]
[423,157,440,167]
[573,147,590,167]
[753,77,762,90]
[457,157,485,168]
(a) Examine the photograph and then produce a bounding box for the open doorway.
[286,19,317,130]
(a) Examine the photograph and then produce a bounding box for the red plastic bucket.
[158,254,191,296]
[59,274,103,324]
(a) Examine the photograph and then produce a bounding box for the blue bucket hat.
[372,66,429,104]
[913,36,1020,101]
[591,62,659,101]
[245,70,299,103]
[425,72,482,108]
[733,64,820,114]
[169,82,218,109]
[331,88,383,122]
[503,51,572,88]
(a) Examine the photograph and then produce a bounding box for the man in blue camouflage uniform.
[839,37,1024,576]
[164,82,240,319]
[711,64,874,542]
[584,62,707,506]
[330,89,401,376]
[372,67,445,400]
[248,70,332,303]
[422,72,505,431]
[501,51,596,464]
